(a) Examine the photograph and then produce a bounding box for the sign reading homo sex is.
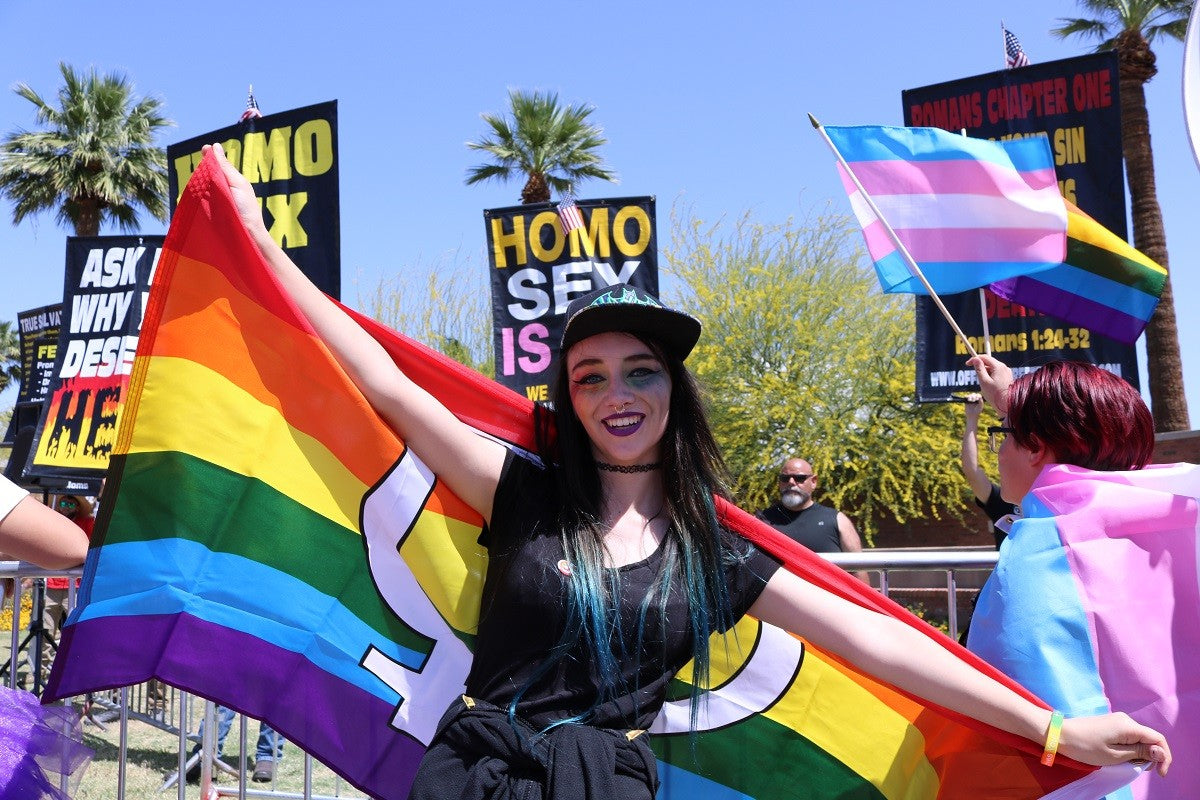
[485,197,658,400]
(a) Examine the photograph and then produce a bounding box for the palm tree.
[0,321,20,395]
[465,89,617,204]
[0,62,172,237]
[1053,1,1192,432]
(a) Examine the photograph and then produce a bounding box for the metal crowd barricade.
[2,549,999,799]
[825,548,1000,639]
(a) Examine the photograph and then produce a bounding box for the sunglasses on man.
[778,473,812,483]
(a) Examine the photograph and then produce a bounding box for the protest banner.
[486,197,658,400]
[902,51,1137,401]
[3,304,62,445]
[168,100,340,298]
[23,237,162,490]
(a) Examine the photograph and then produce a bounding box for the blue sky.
[2,0,1198,421]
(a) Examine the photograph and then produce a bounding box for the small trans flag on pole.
[820,123,1067,296]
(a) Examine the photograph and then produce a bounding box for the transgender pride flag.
[825,125,1067,295]
[969,463,1200,800]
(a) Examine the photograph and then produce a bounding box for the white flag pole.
[810,114,979,359]
[978,289,992,355]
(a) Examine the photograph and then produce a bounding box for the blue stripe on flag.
[1013,263,1161,321]
[967,505,1111,717]
[826,125,1054,174]
[657,761,754,799]
[871,253,1066,295]
[73,538,425,704]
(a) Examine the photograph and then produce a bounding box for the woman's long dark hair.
[521,332,740,729]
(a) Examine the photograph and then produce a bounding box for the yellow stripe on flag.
[1066,208,1166,276]
[130,356,369,532]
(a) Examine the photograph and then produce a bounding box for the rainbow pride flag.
[988,201,1168,344]
[826,125,1067,295]
[968,463,1199,800]
[46,152,1132,799]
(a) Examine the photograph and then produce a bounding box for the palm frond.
[0,61,172,233]
[463,88,616,200]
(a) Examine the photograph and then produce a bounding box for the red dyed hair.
[1006,361,1153,470]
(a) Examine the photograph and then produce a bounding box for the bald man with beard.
[756,457,868,583]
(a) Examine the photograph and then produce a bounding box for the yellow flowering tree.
[666,208,973,542]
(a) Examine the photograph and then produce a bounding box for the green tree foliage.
[1053,0,1192,431]
[665,208,972,541]
[360,258,494,376]
[0,62,171,237]
[0,320,19,394]
[465,89,617,204]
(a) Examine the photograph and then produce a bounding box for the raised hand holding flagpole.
[809,114,979,358]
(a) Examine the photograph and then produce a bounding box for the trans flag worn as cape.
[968,463,1200,800]
[46,151,1136,799]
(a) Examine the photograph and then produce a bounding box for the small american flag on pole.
[557,195,585,236]
[1004,27,1030,69]
[241,86,263,121]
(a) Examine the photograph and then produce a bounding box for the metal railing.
[2,548,999,799]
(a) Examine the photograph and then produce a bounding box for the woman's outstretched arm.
[206,144,507,522]
[0,478,88,569]
[750,568,1171,775]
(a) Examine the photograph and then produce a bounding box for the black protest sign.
[486,197,658,401]
[24,237,162,486]
[168,100,340,299]
[1,304,62,448]
[901,51,1136,400]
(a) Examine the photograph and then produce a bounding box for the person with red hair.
[969,354,1193,799]
[974,356,1154,503]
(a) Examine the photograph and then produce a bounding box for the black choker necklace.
[596,461,662,473]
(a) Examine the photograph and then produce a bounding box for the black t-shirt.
[975,483,1016,549]
[464,451,780,731]
[755,502,843,553]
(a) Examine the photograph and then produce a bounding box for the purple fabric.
[0,687,92,800]
[47,613,427,799]
[989,276,1144,344]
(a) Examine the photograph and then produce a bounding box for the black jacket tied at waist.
[409,696,659,800]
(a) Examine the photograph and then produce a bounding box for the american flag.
[241,86,263,121]
[1004,27,1030,69]
[557,195,585,235]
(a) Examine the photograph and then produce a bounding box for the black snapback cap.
[559,283,701,361]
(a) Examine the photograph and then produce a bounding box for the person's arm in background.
[960,394,993,504]
[835,512,871,585]
[0,477,89,569]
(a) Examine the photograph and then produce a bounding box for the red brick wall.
[1152,430,1200,465]
[871,503,992,550]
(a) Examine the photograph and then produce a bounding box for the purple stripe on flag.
[846,158,1059,196]
[859,219,1067,264]
[48,614,426,799]
[989,278,1146,344]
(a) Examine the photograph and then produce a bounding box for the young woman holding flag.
[206,142,1170,799]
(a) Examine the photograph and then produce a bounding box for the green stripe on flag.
[104,450,448,652]
[652,711,886,800]
[1066,236,1167,295]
